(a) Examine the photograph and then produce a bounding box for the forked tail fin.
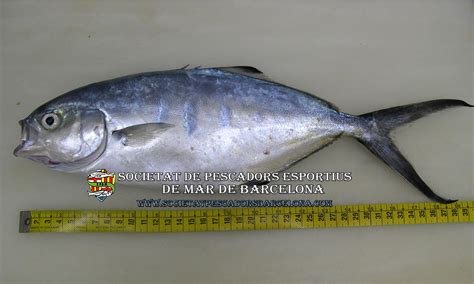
[357,99,472,204]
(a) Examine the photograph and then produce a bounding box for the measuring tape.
[19,201,473,233]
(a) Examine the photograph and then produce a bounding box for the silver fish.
[13,66,472,203]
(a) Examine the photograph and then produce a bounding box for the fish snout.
[14,119,29,157]
[13,119,41,158]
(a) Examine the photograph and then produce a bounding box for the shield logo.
[87,169,116,202]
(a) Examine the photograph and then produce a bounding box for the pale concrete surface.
[0,0,472,283]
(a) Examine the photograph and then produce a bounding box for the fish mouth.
[13,142,26,157]
[13,119,30,157]
[13,120,32,157]
[13,144,60,168]
[13,119,60,167]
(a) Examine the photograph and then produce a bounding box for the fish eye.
[41,113,61,130]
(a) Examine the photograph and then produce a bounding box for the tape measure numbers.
[19,201,473,233]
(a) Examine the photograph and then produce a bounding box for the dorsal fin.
[217,66,272,82]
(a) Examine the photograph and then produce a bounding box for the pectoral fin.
[112,123,174,147]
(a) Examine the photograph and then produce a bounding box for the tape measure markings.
[19,201,473,233]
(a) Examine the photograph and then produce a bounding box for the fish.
[13,66,472,203]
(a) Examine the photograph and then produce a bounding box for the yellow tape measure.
[19,201,473,233]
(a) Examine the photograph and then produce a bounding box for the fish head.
[14,105,107,172]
